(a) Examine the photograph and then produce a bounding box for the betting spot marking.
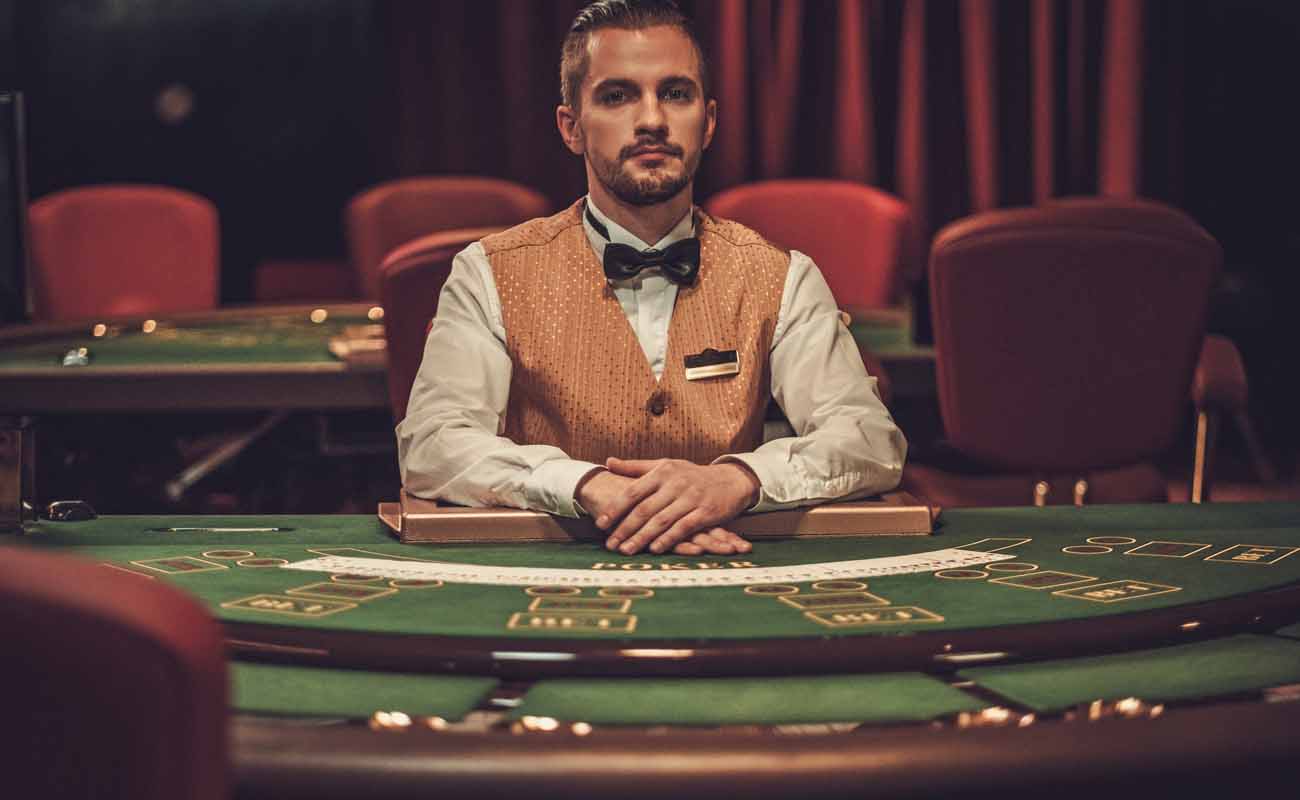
[223,594,355,618]
[507,612,637,633]
[598,587,655,598]
[1125,541,1212,559]
[984,562,1039,573]
[1063,545,1112,555]
[779,591,890,611]
[812,580,868,592]
[1088,536,1137,545]
[934,569,988,580]
[805,606,943,628]
[1054,580,1181,603]
[131,556,226,575]
[389,579,443,589]
[1204,545,1300,566]
[529,597,632,614]
[286,582,397,602]
[237,557,288,568]
[989,570,1095,591]
[202,549,254,560]
[744,584,799,596]
[525,586,582,597]
[331,573,384,583]
[100,563,154,579]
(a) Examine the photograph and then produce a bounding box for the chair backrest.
[380,226,504,422]
[929,196,1222,472]
[347,176,549,300]
[704,179,913,309]
[0,546,227,799]
[27,184,219,322]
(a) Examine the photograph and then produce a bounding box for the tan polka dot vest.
[484,200,788,464]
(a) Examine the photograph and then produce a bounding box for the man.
[398,0,905,556]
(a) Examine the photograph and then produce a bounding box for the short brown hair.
[560,0,711,109]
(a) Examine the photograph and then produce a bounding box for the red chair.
[704,179,915,310]
[380,227,505,422]
[0,546,227,799]
[903,197,1246,507]
[28,184,219,321]
[347,176,549,301]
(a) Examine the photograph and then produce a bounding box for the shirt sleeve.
[715,250,907,511]
[395,241,603,518]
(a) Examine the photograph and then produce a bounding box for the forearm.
[720,250,907,511]
[395,243,600,517]
[398,412,600,516]
[719,401,906,511]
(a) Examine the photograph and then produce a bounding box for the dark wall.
[1,0,378,302]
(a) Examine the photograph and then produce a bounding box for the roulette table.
[5,500,1299,798]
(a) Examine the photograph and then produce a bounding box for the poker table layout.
[6,501,1300,799]
[0,304,932,413]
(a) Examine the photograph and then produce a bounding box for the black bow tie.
[587,207,700,286]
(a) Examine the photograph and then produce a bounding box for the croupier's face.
[560,25,716,206]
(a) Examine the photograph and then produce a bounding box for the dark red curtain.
[378,0,1182,266]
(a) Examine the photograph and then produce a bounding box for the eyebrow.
[590,74,700,95]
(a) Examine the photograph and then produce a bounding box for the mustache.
[619,139,684,160]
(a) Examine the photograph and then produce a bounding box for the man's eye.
[663,87,690,101]
[601,90,627,104]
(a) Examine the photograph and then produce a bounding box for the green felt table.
[0,305,931,414]
[0,303,389,412]
[7,502,1300,799]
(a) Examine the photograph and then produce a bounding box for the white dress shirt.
[396,197,907,518]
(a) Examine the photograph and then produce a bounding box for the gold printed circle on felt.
[1087,536,1137,545]
[1063,545,1113,555]
[203,549,253,559]
[236,557,288,568]
[525,586,582,596]
[812,580,868,592]
[390,579,443,589]
[934,569,989,580]
[598,587,654,598]
[985,562,1039,573]
[744,584,799,596]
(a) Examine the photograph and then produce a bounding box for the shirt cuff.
[526,459,606,518]
[712,453,775,513]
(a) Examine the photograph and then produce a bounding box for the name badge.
[684,348,739,381]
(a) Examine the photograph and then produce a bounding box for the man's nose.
[634,95,668,133]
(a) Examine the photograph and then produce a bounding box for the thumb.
[605,456,662,477]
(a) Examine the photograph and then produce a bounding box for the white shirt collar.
[582,195,696,268]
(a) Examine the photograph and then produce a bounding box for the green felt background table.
[0,305,930,413]
[0,304,388,412]
[6,502,1300,799]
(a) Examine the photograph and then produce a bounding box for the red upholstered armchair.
[27,184,219,321]
[347,176,549,301]
[704,180,913,406]
[0,547,227,800]
[703,179,915,311]
[903,197,1247,507]
[380,227,505,422]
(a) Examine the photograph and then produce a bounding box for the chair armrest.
[1192,334,1247,413]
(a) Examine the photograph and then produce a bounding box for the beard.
[591,140,700,207]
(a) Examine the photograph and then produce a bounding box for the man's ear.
[702,98,717,151]
[556,104,585,155]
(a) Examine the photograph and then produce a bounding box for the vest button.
[648,393,668,416]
